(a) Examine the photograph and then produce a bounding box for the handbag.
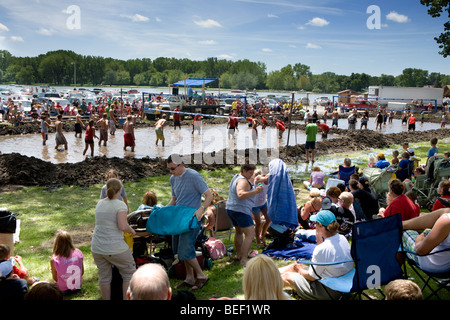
[204,237,226,260]
[146,205,200,236]
[0,211,17,234]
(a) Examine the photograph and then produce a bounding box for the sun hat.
[0,260,13,279]
[310,210,336,227]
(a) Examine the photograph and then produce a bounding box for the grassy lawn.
[1,138,449,300]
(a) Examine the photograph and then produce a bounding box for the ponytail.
[106,178,122,199]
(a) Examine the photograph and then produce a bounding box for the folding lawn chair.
[299,214,405,300]
[337,165,355,188]
[403,248,450,300]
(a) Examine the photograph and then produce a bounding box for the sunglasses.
[168,164,181,171]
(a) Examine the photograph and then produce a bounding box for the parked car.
[346,100,378,109]
[219,98,234,115]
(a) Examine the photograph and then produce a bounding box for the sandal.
[192,277,209,290]
[174,281,194,289]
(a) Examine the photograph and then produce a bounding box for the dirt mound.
[1,128,449,187]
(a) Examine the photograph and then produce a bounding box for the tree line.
[0,49,448,93]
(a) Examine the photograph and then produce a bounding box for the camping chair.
[403,247,450,300]
[299,214,405,300]
[213,200,234,241]
[337,165,355,187]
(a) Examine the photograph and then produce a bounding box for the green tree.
[420,0,450,57]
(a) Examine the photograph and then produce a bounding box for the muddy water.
[0,118,442,164]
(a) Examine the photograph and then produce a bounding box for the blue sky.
[0,0,448,77]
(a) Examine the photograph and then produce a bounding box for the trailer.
[368,86,444,110]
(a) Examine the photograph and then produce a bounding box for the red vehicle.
[346,100,378,109]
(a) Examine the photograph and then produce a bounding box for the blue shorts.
[172,227,200,261]
[252,202,267,214]
[305,141,316,149]
[226,209,254,228]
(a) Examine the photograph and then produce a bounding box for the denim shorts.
[226,209,254,228]
[172,227,200,261]
[251,202,268,214]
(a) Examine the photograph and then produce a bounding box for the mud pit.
[1,120,449,187]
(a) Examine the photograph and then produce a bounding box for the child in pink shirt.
[50,230,84,295]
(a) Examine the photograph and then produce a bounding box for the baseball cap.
[310,210,336,227]
[377,152,384,158]
[359,177,370,188]
[321,196,333,210]
[0,260,13,279]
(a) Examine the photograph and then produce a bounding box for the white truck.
[368,86,444,110]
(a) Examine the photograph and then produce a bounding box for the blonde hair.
[106,169,118,180]
[385,279,423,300]
[106,178,122,199]
[52,230,75,258]
[242,254,289,300]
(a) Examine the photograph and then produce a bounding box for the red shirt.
[275,121,285,131]
[384,194,420,221]
[193,114,201,124]
[173,108,180,121]
[432,195,450,211]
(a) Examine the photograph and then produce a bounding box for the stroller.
[412,157,450,209]
[127,208,173,268]
[362,164,398,207]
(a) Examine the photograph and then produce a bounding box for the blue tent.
[172,78,218,87]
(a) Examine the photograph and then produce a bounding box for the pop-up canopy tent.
[172,78,219,87]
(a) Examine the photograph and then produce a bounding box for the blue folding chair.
[299,214,405,299]
[403,248,450,300]
[338,165,355,188]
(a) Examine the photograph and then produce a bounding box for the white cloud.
[0,23,9,32]
[198,40,217,45]
[298,25,305,30]
[217,54,234,59]
[289,44,296,48]
[306,43,321,49]
[386,11,409,23]
[262,48,272,52]
[36,28,55,36]
[306,17,329,27]
[194,18,222,28]
[267,14,279,18]
[11,36,24,42]
[155,17,162,22]
[121,14,150,22]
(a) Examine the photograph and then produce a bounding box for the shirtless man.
[331,108,339,128]
[74,110,85,138]
[55,114,68,150]
[123,114,135,152]
[155,114,167,147]
[251,117,261,146]
[96,113,109,147]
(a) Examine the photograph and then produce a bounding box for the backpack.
[204,237,226,260]
[437,197,450,208]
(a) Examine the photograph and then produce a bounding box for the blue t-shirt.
[427,146,438,158]
[170,168,209,208]
[396,158,410,181]
[376,159,390,169]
